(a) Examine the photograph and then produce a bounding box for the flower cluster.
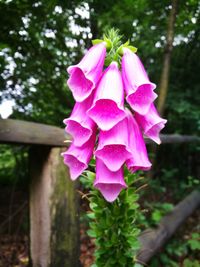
[62,38,167,202]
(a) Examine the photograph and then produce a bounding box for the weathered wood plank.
[155,134,200,144]
[137,190,200,264]
[0,119,200,146]
[0,119,70,146]
[29,146,80,267]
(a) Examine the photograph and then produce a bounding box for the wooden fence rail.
[0,118,200,267]
[1,119,200,146]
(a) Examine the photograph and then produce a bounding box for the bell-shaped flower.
[95,118,132,172]
[125,109,151,172]
[94,158,127,202]
[122,48,157,115]
[63,94,96,147]
[67,42,106,102]
[87,61,126,131]
[62,132,96,180]
[135,103,167,144]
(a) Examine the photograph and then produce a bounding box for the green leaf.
[92,39,104,45]
[87,229,96,238]
[183,259,200,267]
[116,44,124,56]
[152,209,162,223]
[191,233,199,239]
[103,37,113,49]
[86,171,96,181]
[188,239,200,250]
[89,202,97,210]
[134,263,144,267]
[117,42,137,56]
[119,256,127,265]
[127,45,137,53]
[87,212,95,219]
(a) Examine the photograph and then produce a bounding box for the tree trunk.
[157,0,178,116]
[148,0,178,179]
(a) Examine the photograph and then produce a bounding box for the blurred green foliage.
[0,144,29,187]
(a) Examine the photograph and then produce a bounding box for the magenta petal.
[126,86,157,115]
[94,158,127,202]
[95,118,132,171]
[67,68,94,102]
[64,94,96,147]
[62,132,96,180]
[87,99,125,131]
[95,144,131,172]
[63,154,86,181]
[126,157,151,173]
[67,43,106,102]
[135,104,167,144]
[64,121,92,146]
[87,62,126,131]
[125,109,152,172]
[122,48,156,115]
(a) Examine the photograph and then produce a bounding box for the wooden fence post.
[29,146,80,267]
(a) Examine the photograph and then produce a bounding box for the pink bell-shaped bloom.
[63,94,96,147]
[135,103,167,144]
[122,48,157,115]
[67,42,106,102]
[87,61,126,131]
[125,109,151,172]
[95,118,132,172]
[94,158,127,202]
[62,132,96,180]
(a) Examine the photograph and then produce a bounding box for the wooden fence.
[0,119,200,267]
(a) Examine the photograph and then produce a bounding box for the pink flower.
[87,62,126,131]
[125,109,151,172]
[94,158,127,202]
[63,94,96,147]
[95,118,132,171]
[122,48,157,115]
[62,132,96,180]
[135,103,167,144]
[63,36,165,201]
[67,43,106,102]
